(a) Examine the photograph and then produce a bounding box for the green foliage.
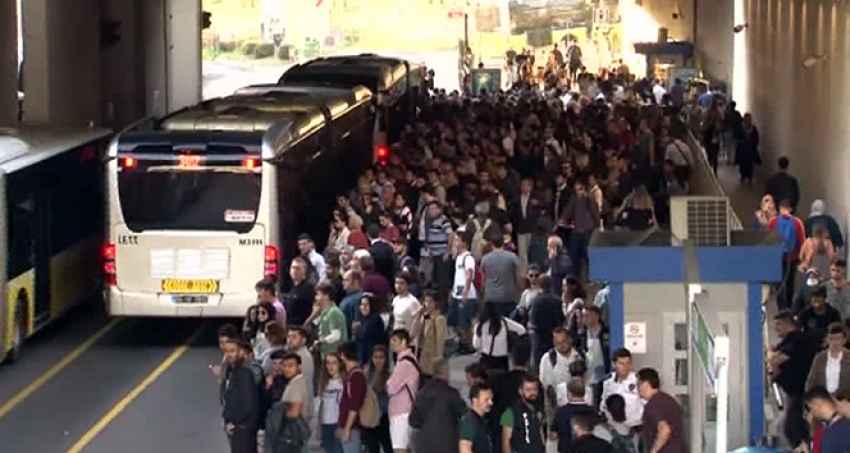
[241,41,258,55]
[219,41,237,53]
[253,43,275,59]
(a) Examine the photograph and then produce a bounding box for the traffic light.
[100,18,121,48]
[201,11,212,30]
[376,145,389,166]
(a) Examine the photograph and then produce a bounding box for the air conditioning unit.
[670,196,731,246]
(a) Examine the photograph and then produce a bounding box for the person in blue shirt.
[340,269,364,337]
[804,386,850,453]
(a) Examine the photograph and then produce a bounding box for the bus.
[277,53,427,154]
[104,86,373,317]
[1,126,113,362]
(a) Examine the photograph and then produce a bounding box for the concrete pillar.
[100,0,147,129]
[23,0,101,126]
[166,0,201,111]
[695,0,734,87]
[142,0,168,117]
[0,0,17,125]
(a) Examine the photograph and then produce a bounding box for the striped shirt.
[419,214,452,257]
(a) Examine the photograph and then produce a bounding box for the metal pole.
[684,240,702,453]
[464,13,469,52]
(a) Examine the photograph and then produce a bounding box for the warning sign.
[624,322,647,354]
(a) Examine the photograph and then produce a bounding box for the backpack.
[602,423,637,453]
[546,347,585,368]
[461,253,484,293]
[399,355,427,398]
[348,369,380,428]
[776,215,798,255]
[471,218,492,261]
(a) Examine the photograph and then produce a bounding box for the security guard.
[600,348,644,428]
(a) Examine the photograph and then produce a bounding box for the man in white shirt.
[600,348,644,427]
[652,79,667,105]
[392,274,421,332]
[287,326,315,421]
[665,136,693,168]
[805,323,850,397]
[297,233,326,283]
[452,233,478,353]
[540,328,581,412]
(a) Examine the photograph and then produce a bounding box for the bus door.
[33,191,51,324]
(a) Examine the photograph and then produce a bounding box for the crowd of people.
[212,44,850,453]
[745,155,850,453]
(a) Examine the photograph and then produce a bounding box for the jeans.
[448,298,477,329]
[568,230,591,279]
[778,258,798,311]
[322,424,342,453]
[365,413,392,453]
[338,427,361,453]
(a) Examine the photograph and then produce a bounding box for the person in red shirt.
[338,342,368,453]
[768,199,806,311]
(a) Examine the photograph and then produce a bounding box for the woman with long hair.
[799,225,836,278]
[473,302,526,371]
[364,345,393,453]
[562,276,587,338]
[615,185,657,231]
[318,353,346,453]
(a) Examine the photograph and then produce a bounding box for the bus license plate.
[161,279,219,294]
[172,295,209,304]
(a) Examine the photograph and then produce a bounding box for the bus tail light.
[121,156,136,169]
[264,245,279,280]
[243,158,259,170]
[103,243,117,286]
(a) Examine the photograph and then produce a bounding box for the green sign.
[692,301,716,391]
[471,69,501,95]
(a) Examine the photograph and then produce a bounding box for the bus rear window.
[117,157,261,233]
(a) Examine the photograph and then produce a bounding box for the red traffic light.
[376,146,389,159]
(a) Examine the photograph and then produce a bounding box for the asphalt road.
[0,301,476,453]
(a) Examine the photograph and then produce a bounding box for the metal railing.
[681,130,745,231]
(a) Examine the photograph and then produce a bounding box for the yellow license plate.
[161,279,219,294]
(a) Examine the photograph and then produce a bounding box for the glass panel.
[118,156,261,233]
[674,323,688,350]
[675,358,689,386]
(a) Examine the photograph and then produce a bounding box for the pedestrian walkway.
[717,164,765,229]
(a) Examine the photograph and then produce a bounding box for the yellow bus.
[0,126,113,363]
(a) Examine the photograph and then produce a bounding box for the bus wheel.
[6,297,27,364]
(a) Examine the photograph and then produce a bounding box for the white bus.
[278,53,427,155]
[104,86,373,317]
[0,126,113,362]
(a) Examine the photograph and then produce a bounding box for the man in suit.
[806,322,850,397]
[366,223,397,284]
[511,177,541,275]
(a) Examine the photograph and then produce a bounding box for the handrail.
[681,129,745,231]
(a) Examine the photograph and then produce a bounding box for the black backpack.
[399,355,427,400]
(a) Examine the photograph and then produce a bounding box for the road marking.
[0,318,122,420]
[64,323,206,453]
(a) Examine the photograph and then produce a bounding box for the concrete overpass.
[1,0,848,224]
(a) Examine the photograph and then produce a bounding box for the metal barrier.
[682,130,745,231]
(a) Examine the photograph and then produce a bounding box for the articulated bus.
[104,86,373,317]
[1,127,113,362]
[277,53,427,156]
